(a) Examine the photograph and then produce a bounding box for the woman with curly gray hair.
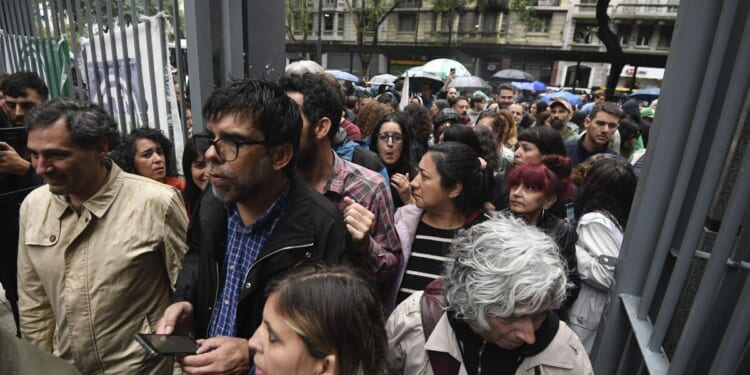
[386,217,592,375]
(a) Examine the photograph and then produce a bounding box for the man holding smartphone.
[0,72,47,338]
[156,80,353,374]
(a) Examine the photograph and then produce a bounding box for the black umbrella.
[449,75,492,92]
[491,69,534,82]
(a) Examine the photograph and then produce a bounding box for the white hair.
[444,217,567,332]
[284,60,325,76]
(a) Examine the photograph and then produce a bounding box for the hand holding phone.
[135,333,198,357]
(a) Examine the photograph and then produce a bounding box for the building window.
[324,0,337,6]
[323,13,334,31]
[658,25,673,48]
[574,23,598,44]
[398,13,417,32]
[482,12,497,33]
[434,12,451,32]
[306,18,313,34]
[618,24,632,46]
[637,24,653,46]
[500,12,509,33]
[337,13,344,33]
[528,13,551,33]
[459,12,479,33]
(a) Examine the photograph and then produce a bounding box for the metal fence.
[0,0,189,154]
[592,0,750,373]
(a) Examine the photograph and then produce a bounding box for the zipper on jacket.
[205,262,220,336]
[243,243,315,285]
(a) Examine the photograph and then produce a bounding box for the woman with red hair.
[503,155,581,318]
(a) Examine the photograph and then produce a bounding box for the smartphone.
[450,68,456,74]
[135,333,198,357]
[566,202,575,222]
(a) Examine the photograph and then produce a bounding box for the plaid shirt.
[323,152,402,282]
[208,183,290,337]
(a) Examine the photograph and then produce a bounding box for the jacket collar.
[517,323,580,371]
[425,313,464,365]
[426,312,581,372]
[49,161,123,219]
[323,151,347,196]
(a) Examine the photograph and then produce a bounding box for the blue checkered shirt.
[207,183,290,337]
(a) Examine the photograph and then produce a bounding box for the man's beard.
[295,129,319,170]
[210,155,271,203]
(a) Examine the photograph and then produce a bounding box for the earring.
[541,208,547,220]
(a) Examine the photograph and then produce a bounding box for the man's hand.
[0,141,31,176]
[390,172,413,205]
[342,196,374,252]
[155,301,194,335]
[178,336,250,375]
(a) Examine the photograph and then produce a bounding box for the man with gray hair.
[18,98,188,374]
[386,217,592,375]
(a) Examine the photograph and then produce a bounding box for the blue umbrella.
[629,87,660,102]
[531,81,547,91]
[542,91,584,106]
[325,70,359,82]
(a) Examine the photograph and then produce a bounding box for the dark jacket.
[172,173,355,339]
[621,99,651,147]
[565,137,625,167]
[536,212,581,318]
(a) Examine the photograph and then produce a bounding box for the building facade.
[285,0,678,88]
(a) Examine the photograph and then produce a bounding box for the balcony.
[572,2,597,19]
[536,0,560,7]
[396,0,422,8]
[613,3,679,20]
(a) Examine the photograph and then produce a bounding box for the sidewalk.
[0,284,18,335]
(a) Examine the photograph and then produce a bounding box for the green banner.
[5,34,72,98]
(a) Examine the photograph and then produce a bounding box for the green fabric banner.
[5,34,72,98]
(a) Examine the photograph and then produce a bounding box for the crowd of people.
[0,63,645,374]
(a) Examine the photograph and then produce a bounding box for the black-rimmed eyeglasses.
[377,132,403,143]
[193,134,266,162]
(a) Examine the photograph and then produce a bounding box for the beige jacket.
[17,163,188,375]
[386,292,594,375]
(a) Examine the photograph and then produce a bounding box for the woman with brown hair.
[248,263,387,375]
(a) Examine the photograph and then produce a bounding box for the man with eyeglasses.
[157,80,353,374]
[565,102,627,167]
[279,73,401,291]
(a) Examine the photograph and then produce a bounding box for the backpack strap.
[420,278,460,375]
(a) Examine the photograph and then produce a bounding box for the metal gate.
[592,0,750,373]
[0,0,188,148]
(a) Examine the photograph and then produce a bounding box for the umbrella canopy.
[449,75,491,92]
[541,91,584,106]
[325,70,359,82]
[492,69,534,82]
[421,58,471,80]
[629,87,661,102]
[395,70,444,94]
[531,81,547,91]
[513,80,548,92]
[368,73,397,86]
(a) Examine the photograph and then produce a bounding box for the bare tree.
[343,0,404,77]
[596,0,624,97]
